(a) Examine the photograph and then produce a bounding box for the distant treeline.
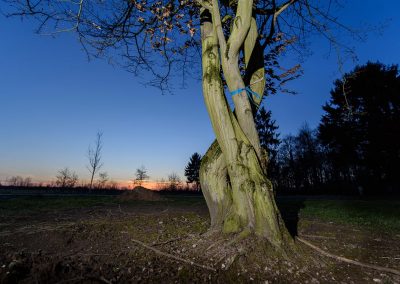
[0,184,202,195]
[0,185,124,195]
[259,62,400,195]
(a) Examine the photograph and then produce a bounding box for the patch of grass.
[0,196,117,214]
[161,194,206,205]
[3,195,398,233]
[298,199,400,232]
[0,194,206,216]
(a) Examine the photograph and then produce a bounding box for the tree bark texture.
[199,4,292,249]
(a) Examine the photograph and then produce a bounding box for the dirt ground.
[0,196,399,283]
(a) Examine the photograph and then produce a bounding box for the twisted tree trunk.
[199,5,292,249]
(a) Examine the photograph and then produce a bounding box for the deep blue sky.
[1,1,399,186]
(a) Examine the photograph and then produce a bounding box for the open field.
[1,194,399,283]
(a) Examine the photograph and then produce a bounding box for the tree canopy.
[184,152,202,190]
[255,106,280,155]
[4,0,356,91]
[319,62,400,193]
[134,166,149,186]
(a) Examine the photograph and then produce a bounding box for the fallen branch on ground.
[131,238,216,272]
[296,237,400,276]
[152,236,182,246]
[380,257,400,260]
[299,234,336,240]
[86,276,112,284]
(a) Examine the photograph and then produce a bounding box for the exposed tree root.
[130,238,216,272]
[296,237,400,276]
[200,231,303,273]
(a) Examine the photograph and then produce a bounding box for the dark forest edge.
[257,62,400,196]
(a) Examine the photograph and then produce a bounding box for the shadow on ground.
[276,197,305,237]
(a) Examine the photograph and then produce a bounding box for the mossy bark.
[200,7,292,249]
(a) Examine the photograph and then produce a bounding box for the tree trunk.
[90,172,95,189]
[199,8,292,249]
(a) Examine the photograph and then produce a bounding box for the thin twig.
[248,77,264,87]
[77,253,110,256]
[86,276,112,284]
[98,276,112,284]
[55,277,84,284]
[300,234,336,240]
[153,237,182,247]
[131,238,216,272]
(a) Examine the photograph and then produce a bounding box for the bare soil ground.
[0,195,399,283]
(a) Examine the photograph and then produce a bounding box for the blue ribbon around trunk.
[230,86,261,102]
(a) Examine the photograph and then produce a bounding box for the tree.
[56,167,78,188]
[24,177,32,187]
[108,180,119,190]
[294,124,324,192]
[6,0,362,249]
[255,106,280,185]
[255,107,280,154]
[7,176,32,187]
[276,135,298,191]
[87,132,103,189]
[97,171,109,189]
[156,178,168,191]
[184,152,202,190]
[134,166,149,187]
[168,172,182,191]
[273,124,330,193]
[319,62,400,193]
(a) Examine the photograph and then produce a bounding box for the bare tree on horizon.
[97,171,109,189]
[87,132,103,189]
[168,172,182,191]
[56,167,78,188]
[133,166,149,187]
[7,176,33,187]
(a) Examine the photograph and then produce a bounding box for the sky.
[0,1,399,187]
